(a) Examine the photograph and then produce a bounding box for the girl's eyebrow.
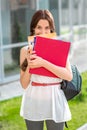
[36,24,50,29]
[35,25,41,28]
[36,24,41,26]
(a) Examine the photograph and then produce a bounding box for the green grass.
[0,97,26,130]
[0,71,87,130]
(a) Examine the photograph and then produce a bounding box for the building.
[0,0,87,84]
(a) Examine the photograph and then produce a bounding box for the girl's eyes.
[36,26,50,30]
[36,26,41,29]
[46,27,50,30]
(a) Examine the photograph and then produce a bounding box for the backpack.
[61,65,82,101]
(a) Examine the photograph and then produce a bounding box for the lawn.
[0,71,87,130]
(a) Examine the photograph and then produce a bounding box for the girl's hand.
[26,48,36,64]
[28,54,44,69]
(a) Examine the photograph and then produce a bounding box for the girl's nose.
[41,30,46,35]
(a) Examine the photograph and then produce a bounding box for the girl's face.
[34,19,51,35]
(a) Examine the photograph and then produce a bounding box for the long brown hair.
[21,10,55,71]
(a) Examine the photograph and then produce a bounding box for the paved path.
[0,80,23,101]
[77,123,87,130]
[0,41,87,101]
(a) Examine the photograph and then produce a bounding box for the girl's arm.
[29,54,73,81]
[20,47,31,89]
[42,58,73,81]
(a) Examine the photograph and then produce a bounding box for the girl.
[20,9,72,130]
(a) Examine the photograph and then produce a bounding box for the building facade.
[0,0,87,84]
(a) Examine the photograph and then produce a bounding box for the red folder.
[29,36,71,77]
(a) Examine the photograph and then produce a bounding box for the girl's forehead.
[37,19,50,26]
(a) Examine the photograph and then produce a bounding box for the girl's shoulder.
[20,45,28,56]
[22,45,28,50]
[21,45,28,51]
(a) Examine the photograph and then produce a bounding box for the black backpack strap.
[65,122,68,128]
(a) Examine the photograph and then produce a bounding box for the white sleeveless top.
[20,74,71,122]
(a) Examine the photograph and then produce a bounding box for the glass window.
[73,0,87,25]
[1,0,36,45]
[4,47,22,77]
[72,0,87,42]
[49,0,59,35]
[0,0,36,82]
[61,0,70,34]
